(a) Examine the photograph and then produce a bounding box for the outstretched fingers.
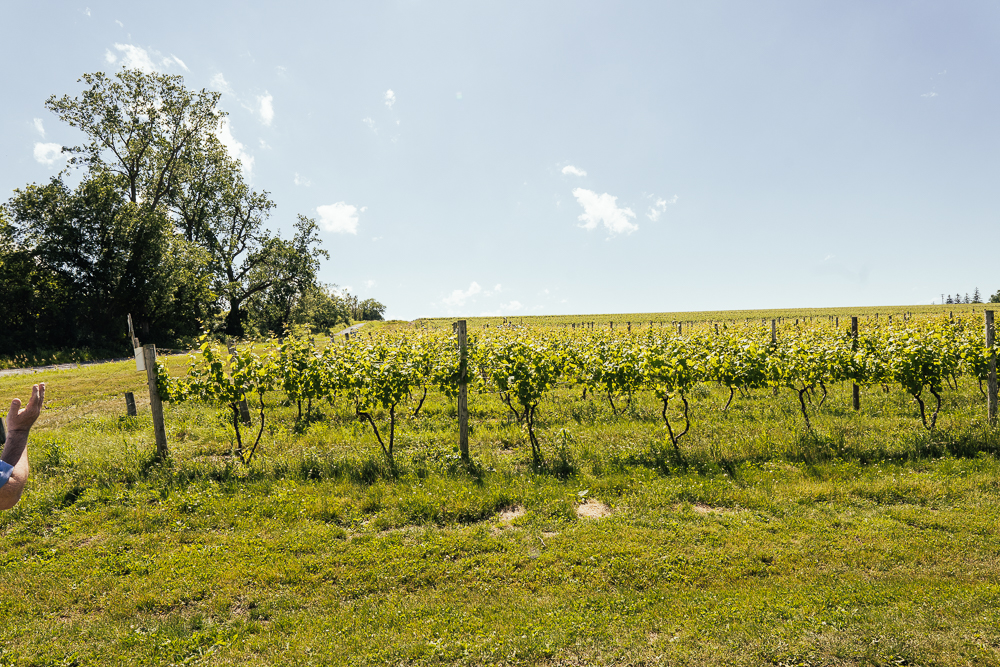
[7,383,45,432]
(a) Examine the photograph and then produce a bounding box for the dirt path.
[333,322,365,336]
[0,357,133,378]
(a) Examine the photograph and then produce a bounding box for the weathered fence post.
[852,316,861,411]
[125,392,137,417]
[987,310,997,425]
[142,344,169,459]
[454,320,469,463]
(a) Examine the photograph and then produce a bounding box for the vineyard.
[4,308,1000,665]
[158,310,998,470]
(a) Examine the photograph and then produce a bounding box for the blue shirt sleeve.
[0,460,13,489]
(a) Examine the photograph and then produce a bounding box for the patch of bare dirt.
[575,499,611,519]
[692,503,720,515]
[498,506,525,524]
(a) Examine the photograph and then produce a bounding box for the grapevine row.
[158,316,997,468]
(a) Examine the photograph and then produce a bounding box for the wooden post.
[770,320,776,345]
[228,345,252,425]
[677,322,682,335]
[142,344,169,458]
[987,311,997,425]
[125,392,137,417]
[454,320,469,462]
[852,317,860,411]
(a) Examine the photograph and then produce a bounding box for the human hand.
[6,383,45,434]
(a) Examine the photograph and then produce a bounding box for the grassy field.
[2,307,1000,666]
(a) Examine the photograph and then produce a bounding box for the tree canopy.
[1,68,375,358]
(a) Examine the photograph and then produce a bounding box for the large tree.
[45,69,224,211]
[5,173,213,349]
[40,67,329,340]
[2,67,351,354]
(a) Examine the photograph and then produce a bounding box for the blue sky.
[3,2,1000,319]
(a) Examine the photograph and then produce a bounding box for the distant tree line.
[945,289,982,305]
[0,69,384,358]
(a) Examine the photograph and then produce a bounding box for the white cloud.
[216,118,254,178]
[258,92,274,125]
[84,7,91,16]
[115,19,123,28]
[384,89,396,109]
[210,73,235,97]
[646,197,669,221]
[32,118,44,137]
[494,284,502,293]
[103,44,188,74]
[33,143,64,166]
[360,206,368,212]
[317,202,360,234]
[562,165,587,177]
[572,188,638,235]
[442,282,482,307]
[362,117,376,133]
[645,194,677,221]
[921,92,938,98]
[165,54,189,71]
[259,139,271,149]
[108,43,156,73]
[365,280,377,288]
[294,173,310,187]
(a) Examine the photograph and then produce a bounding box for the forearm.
[1,429,28,467]
[0,445,28,510]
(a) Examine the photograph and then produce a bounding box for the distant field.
[1,310,999,665]
[407,302,982,331]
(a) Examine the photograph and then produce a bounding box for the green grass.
[2,344,1000,665]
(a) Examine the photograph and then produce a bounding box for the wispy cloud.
[921,92,938,98]
[216,118,254,178]
[165,54,189,71]
[561,165,586,177]
[384,89,396,109]
[105,43,156,73]
[317,202,360,234]
[258,92,274,125]
[33,143,64,166]
[365,279,377,289]
[479,300,523,316]
[32,118,45,137]
[442,282,482,307]
[210,73,235,96]
[572,188,638,236]
[259,139,271,149]
[294,173,310,187]
[362,117,376,134]
[104,44,189,74]
[645,195,676,221]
